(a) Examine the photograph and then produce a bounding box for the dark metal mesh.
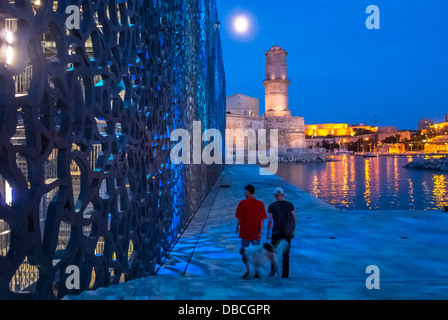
[0,0,225,299]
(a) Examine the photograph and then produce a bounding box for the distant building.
[421,120,448,136]
[305,123,379,150]
[418,118,434,131]
[226,46,311,157]
[226,94,259,116]
[415,114,448,153]
[304,123,382,138]
[380,143,406,154]
[304,123,414,154]
[305,123,355,137]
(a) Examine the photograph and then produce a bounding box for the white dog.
[242,239,289,283]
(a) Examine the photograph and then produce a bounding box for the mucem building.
[0,0,226,299]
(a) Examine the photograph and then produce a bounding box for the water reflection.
[330,161,337,205]
[311,175,319,199]
[341,156,349,207]
[433,175,448,208]
[393,156,399,203]
[364,159,371,209]
[407,178,415,210]
[276,155,448,210]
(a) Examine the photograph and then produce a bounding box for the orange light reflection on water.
[364,159,371,209]
[281,155,448,210]
[433,174,448,208]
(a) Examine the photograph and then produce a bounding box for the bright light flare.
[6,31,13,45]
[6,46,13,65]
[234,16,249,34]
[226,10,257,42]
[1,30,14,65]
[5,181,12,206]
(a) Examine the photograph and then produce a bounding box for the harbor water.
[276,155,448,211]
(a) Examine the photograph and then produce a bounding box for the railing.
[13,64,33,95]
[13,62,101,97]
[0,219,39,293]
[9,257,39,293]
[0,220,10,257]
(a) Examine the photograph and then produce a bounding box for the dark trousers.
[271,234,292,277]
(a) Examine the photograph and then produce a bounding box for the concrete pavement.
[66,165,448,300]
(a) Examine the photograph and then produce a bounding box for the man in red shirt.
[235,184,267,279]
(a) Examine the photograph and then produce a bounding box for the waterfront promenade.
[66,164,448,300]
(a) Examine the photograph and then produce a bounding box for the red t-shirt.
[235,197,267,241]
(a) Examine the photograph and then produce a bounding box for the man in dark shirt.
[266,187,296,278]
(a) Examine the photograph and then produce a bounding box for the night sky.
[216,0,448,130]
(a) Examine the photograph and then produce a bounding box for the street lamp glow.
[6,46,13,65]
[234,16,249,34]
[5,181,12,206]
[6,31,13,44]
[3,30,14,65]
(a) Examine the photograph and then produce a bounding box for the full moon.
[234,16,249,33]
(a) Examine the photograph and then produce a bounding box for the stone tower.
[263,46,291,117]
[226,45,308,156]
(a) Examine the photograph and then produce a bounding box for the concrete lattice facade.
[0,0,225,299]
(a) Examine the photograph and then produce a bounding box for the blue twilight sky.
[216,0,448,130]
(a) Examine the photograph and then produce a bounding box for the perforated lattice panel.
[0,0,225,299]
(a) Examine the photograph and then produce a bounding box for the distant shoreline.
[329,152,448,157]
